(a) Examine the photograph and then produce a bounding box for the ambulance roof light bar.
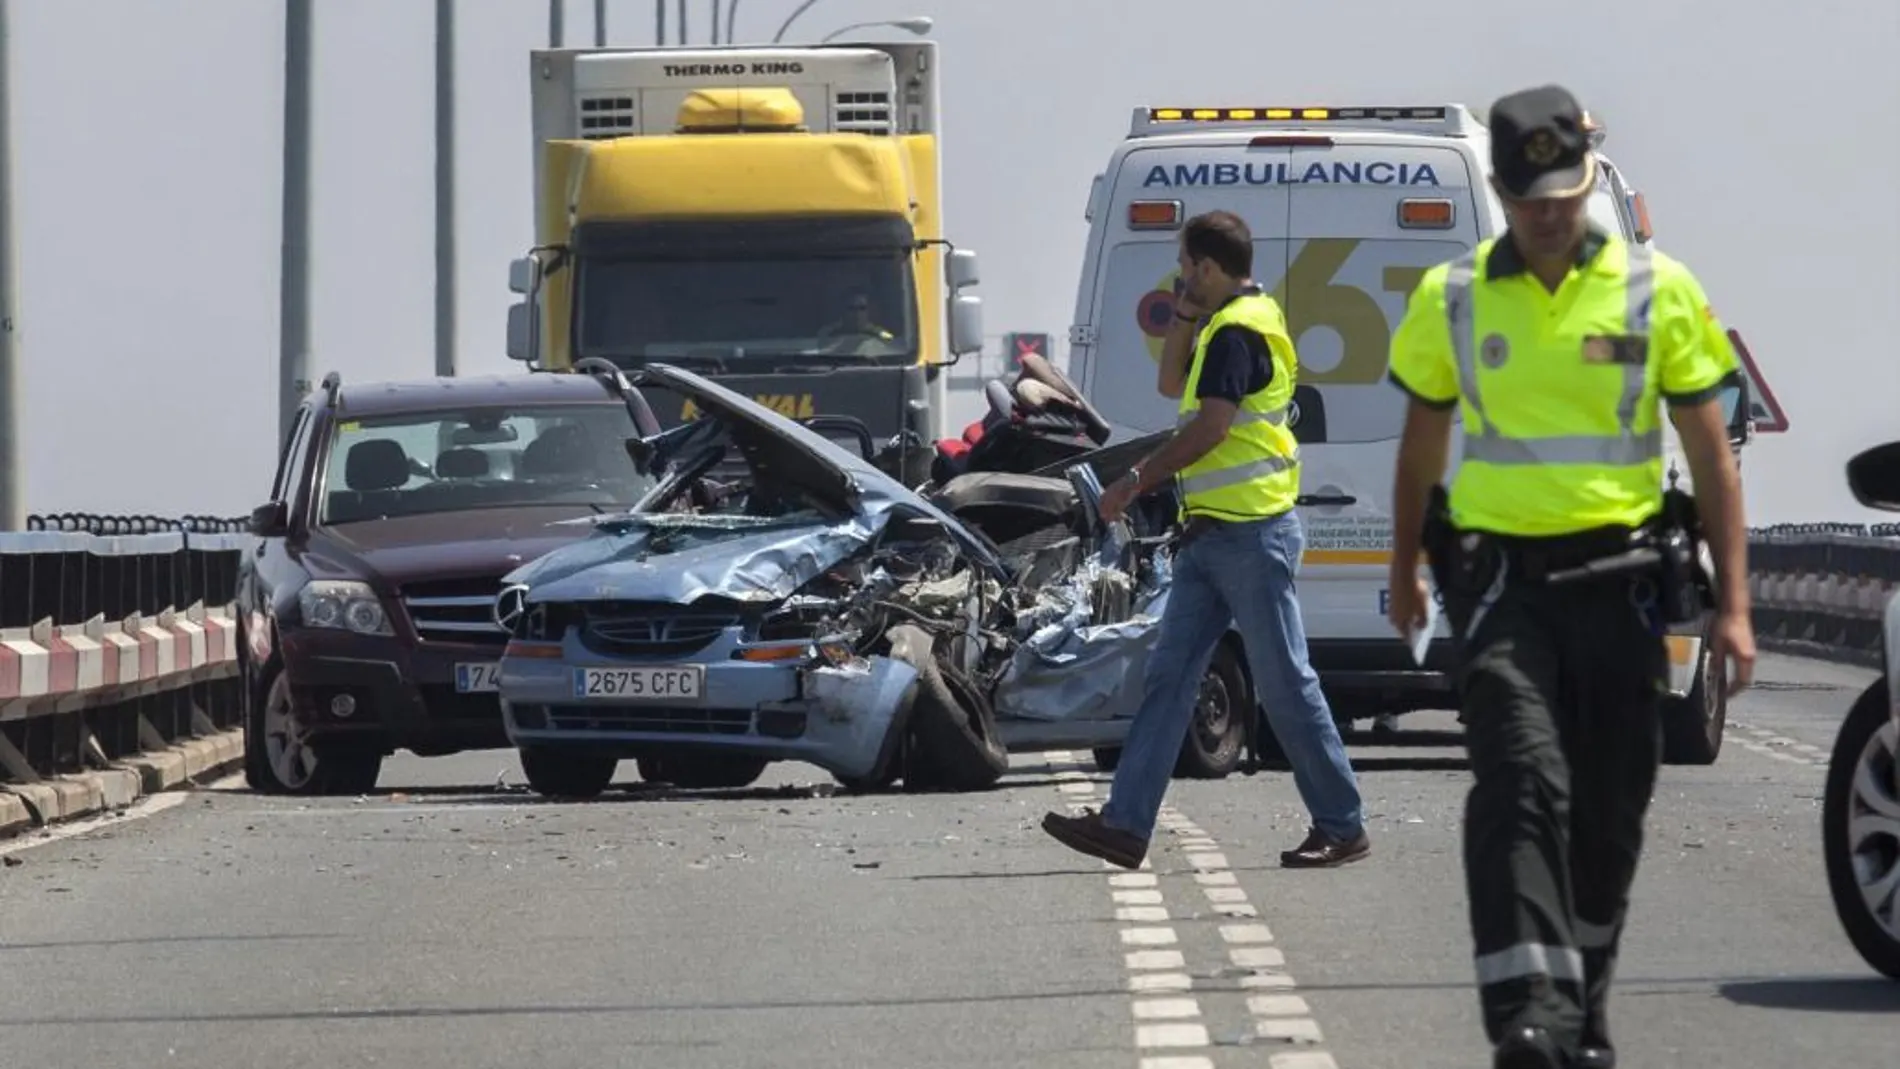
[1129,104,1477,139]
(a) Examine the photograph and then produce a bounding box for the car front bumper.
[278,627,512,751]
[497,632,918,780]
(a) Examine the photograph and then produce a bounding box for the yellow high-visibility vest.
[1388,231,1741,536]
[1174,291,1302,521]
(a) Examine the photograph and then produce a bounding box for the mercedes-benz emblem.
[493,584,530,633]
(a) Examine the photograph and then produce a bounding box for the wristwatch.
[1124,465,1144,491]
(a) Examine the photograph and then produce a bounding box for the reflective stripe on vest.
[1444,241,1657,466]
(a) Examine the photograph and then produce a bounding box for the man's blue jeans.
[1100,509,1366,844]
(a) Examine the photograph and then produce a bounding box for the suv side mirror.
[249,500,289,537]
[1846,441,1900,513]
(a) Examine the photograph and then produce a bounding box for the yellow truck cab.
[1066,103,1756,765]
[505,42,982,483]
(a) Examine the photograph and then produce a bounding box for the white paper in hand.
[1403,588,1441,668]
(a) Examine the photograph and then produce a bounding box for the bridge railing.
[1746,522,1900,668]
[2,514,250,836]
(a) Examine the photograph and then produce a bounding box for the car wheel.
[1822,678,1900,981]
[905,655,1009,793]
[244,667,382,795]
[1174,640,1248,779]
[1662,636,1725,765]
[518,746,618,799]
[881,624,1008,792]
[637,753,770,790]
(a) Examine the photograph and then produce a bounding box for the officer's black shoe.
[1578,1012,1615,1067]
[1492,1025,1565,1069]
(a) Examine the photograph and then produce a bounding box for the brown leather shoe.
[1279,826,1370,868]
[1041,808,1148,869]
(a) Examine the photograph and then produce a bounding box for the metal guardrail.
[1747,523,1898,667]
[1,514,250,796]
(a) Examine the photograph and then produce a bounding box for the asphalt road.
[1,651,1894,1069]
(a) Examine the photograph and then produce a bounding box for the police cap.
[1487,84,1595,199]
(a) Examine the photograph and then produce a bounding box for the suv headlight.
[298,580,393,636]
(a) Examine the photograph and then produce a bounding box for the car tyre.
[897,648,1009,792]
[637,753,770,790]
[1173,639,1248,779]
[244,665,382,795]
[1822,678,1900,981]
[518,746,618,799]
[1091,747,1121,773]
[1662,635,1724,766]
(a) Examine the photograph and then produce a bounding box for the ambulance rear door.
[1278,136,1484,642]
[1074,139,1295,438]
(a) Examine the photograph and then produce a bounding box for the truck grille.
[833,90,891,134]
[401,577,509,648]
[579,95,636,138]
[579,602,741,658]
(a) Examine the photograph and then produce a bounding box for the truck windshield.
[318,403,656,526]
[571,216,920,368]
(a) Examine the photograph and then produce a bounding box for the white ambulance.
[1066,103,1753,764]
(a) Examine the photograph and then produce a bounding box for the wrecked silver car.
[491,363,1249,798]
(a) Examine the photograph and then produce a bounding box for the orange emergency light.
[1397,198,1456,229]
[1127,200,1184,230]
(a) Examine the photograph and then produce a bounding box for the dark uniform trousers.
[1440,527,1670,1049]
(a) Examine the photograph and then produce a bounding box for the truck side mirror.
[506,302,536,363]
[508,256,540,296]
[948,293,983,357]
[946,248,980,291]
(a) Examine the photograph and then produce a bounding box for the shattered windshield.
[572,215,919,369]
[318,403,656,525]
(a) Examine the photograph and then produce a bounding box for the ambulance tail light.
[1398,198,1456,230]
[1127,200,1183,231]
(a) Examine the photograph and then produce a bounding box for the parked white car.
[1823,439,1900,980]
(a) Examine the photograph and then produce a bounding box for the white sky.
[8,0,1898,523]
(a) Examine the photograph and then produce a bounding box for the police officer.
[1042,209,1367,873]
[1383,85,1757,1069]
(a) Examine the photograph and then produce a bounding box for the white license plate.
[573,666,703,701]
[454,662,501,693]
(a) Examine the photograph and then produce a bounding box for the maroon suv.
[236,367,659,794]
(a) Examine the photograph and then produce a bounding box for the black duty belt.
[1477,525,1658,585]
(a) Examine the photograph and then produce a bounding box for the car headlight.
[298,580,392,636]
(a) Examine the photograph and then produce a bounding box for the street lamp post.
[819,16,931,42]
[770,0,823,43]
[0,0,20,530]
[723,0,740,42]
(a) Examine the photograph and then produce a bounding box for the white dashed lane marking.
[1729,721,1828,767]
[1040,751,1340,1069]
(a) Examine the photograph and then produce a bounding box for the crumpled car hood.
[498,362,1001,607]
[505,514,876,605]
